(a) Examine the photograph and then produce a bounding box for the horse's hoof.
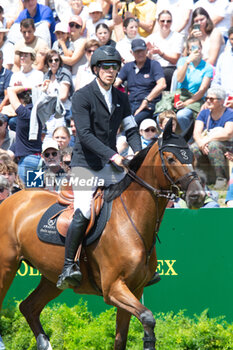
[37,334,53,350]
[143,336,156,350]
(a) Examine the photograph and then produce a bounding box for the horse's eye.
[167,156,176,164]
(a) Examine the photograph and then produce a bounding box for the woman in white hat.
[86,2,109,39]
[60,15,87,83]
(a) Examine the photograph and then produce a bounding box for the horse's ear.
[162,117,173,141]
[181,120,194,142]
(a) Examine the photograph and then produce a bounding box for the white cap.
[42,139,59,153]
[139,118,157,131]
[89,2,103,13]
[54,22,69,33]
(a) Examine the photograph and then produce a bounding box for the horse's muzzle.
[185,186,206,209]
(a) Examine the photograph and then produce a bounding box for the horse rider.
[56,46,142,290]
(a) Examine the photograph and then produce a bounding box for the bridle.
[124,140,199,201]
[120,139,200,262]
[158,139,200,198]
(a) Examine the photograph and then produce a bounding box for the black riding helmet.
[90,45,122,74]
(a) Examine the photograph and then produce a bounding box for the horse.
[0,120,205,350]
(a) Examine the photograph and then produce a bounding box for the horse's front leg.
[104,281,156,350]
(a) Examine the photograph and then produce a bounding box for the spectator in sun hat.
[41,138,66,191]
[52,22,74,59]
[10,46,44,88]
[139,118,158,148]
[86,2,109,39]
[8,45,44,132]
[115,38,166,126]
[54,0,89,35]
[118,118,158,155]
[68,0,89,36]
[61,15,87,83]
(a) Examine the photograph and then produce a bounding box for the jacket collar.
[92,78,117,115]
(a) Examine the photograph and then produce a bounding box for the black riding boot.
[56,209,89,290]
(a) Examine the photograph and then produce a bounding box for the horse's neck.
[121,180,167,253]
[119,142,168,249]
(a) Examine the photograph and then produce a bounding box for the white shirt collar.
[96,78,112,113]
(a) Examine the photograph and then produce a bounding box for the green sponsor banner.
[3,208,233,320]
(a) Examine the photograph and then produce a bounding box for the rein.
[120,141,199,263]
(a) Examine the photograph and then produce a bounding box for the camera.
[193,23,200,30]
[191,44,199,52]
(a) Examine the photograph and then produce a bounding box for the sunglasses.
[0,186,6,193]
[98,62,119,70]
[44,151,58,158]
[48,58,59,63]
[86,49,96,54]
[205,97,220,102]
[63,160,71,166]
[20,52,30,57]
[0,120,5,127]
[69,22,82,29]
[160,20,172,24]
[144,127,157,133]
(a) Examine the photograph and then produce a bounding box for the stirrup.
[145,272,161,287]
[56,263,82,290]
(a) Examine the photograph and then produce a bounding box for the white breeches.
[72,164,125,219]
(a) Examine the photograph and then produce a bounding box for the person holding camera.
[175,37,213,132]
[189,7,225,66]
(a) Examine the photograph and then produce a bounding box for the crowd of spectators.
[1,1,233,346]
[0,0,233,212]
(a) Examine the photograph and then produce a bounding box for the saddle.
[55,183,104,238]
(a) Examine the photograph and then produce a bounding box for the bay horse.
[0,120,205,350]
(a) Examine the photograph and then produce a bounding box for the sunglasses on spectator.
[19,52,30,57]
[0,186,6,193]
[98,62,119,70]
[205,97,221,102]
[144,127,157,133]
[63,161,71,166]
[160,20,172,24]
[0,120,5,127]
[44,151,58,158]
[86,49,96,54]
[69,23,82,29]
[48,58,59,63]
